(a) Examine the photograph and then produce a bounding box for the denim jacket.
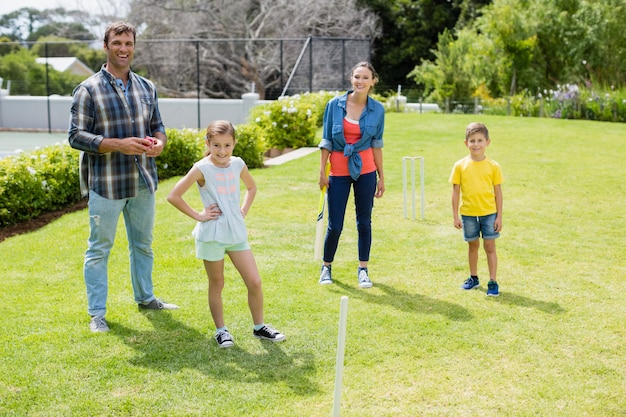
[318,91,385,180]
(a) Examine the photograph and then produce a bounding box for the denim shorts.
[461,213,500,242]
[196,240,250,261]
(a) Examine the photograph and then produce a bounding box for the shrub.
[157,128,205,180]
[250,95,318,150]
[234,124,265,169]
[0,143,81,227]
[296,91,339,127]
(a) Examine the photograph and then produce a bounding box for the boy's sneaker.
[487,281,500,297]
[461,276,480,290]
[215,329,234,348]
[319,265,333,285]
[253,325,286,342]
[89,316,110,333]
[138,298,180,310]
[357,267,373,288]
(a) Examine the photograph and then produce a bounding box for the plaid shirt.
[68,65,166,199]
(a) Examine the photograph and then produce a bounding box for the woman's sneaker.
[253,325,286,342]
[487,281,499,297]
[357,267,373,288]
[461,276,480,290]
[215,329,234,348]
[319,265,333,285]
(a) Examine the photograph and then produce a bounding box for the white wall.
[0,93,439,132]
[0,94,266,131]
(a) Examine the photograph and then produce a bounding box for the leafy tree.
[408,27,492,105]
[0,7,95,43]
[410,0,626,102]
[0,36,22,56]
[477,0,538,96]
[0,48,86,95]
[358,0,491,98]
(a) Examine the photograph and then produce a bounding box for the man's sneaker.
[487,281,499,297]
[89,316,110,333]
[461,276,480,290]
[319,265,333,285]
[138,298,179,310]
[253,325,286,342]
[357,267,373,288]
[215,329,234,348]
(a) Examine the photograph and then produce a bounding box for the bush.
[0,101,321,227]
[234,124,265,169]
[157,128,205,180]
[250,94,318,150]
[0,143,81,227]
[295,91,339,127]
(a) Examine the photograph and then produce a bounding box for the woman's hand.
[375,178,385,198]
[319,172,330,190]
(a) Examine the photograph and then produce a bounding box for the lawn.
[1,113,624,416]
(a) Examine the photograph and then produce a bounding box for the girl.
[167,120,285,348]
[317,62,386,288]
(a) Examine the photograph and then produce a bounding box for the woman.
[317,62,385,288]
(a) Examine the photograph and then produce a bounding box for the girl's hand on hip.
[198,203,222,221]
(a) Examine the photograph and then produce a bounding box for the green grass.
[1,113,625,416]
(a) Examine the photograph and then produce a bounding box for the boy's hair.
[204,120,236,156]
[104,21,136,45]
[465,122,489,140]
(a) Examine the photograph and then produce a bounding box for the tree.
[126,0,380,99]
[0,7,95,43]
[358,0,491,98]
[408,27,492,105]
[409,0,626,102]
[0,47,85,95]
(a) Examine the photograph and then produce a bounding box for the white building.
[35,57,95,77]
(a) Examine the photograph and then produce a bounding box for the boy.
[449,122,503,296]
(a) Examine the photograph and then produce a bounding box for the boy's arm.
[451,184,462,229]
[494,184,503,232]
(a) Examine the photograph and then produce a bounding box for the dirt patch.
[0,199,88,243]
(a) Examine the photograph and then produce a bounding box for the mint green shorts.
[196,240,250,261]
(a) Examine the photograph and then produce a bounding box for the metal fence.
[3,37,371,100]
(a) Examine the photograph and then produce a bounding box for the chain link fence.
[3,37,371,100]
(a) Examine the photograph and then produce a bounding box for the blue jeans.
[461,213,500,242]
[324,171,377,263]
[84,183,156,316]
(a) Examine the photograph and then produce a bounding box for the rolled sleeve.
[68,85,104,154]
[318,138,333,151]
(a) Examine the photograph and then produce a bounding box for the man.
[69,21,178,333]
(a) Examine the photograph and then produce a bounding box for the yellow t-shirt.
[449,155,503,216]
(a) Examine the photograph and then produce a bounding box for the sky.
[0,0,128,17]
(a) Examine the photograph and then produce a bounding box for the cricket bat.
[314,163,330,260]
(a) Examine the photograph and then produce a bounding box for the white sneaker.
[89,316,110,333]
[319,265,333,284]
[215,329,234,348]
[358,267,373,288]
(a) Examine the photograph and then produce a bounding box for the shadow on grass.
[109,310,319,396]
[480,288,566,314]
[331,280,474,321]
